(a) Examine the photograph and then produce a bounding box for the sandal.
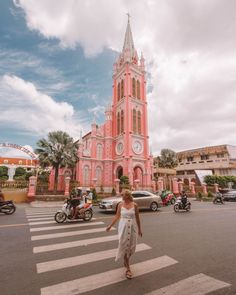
[125,269,133,279]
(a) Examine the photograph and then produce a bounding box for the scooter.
[174,196,191,212]
[54,199,93,223]
[0,200,16,215]
[213,193,224,204]
[161,190,176,206]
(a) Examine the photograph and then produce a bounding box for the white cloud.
[0,146,34,159]
[13,0,236,153]
[0,75,88,139]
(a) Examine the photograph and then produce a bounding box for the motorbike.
[160,190,176,206]
[213,193,224,204]
[54,199,93,223]
[0,200,16,215]
[174,196,191,212]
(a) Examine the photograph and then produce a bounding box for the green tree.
[0,166,8,180]
[156,149,178,168]
[14,167,26,180]
[35,131,79,193]
[120,175,130,189]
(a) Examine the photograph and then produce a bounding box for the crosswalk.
[26,208,231,295]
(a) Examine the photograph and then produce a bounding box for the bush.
[204,175,236,188]
[207,191,214,199]
[91,188,97,201]
[197,192,203,200]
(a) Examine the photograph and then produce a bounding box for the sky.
[0,0,236,159]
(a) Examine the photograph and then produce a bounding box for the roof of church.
[122,16,136,58]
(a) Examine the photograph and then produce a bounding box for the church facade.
[75,19,153,192]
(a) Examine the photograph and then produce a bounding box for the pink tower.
[51,17,153,193]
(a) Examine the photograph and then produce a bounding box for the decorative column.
[202,183,207,195]
[152,180,156,192]
[157,177,164,192]
[27,176,37,202]
[7,165,16,181]
[64,176,71,197]
[178,181,184,193]
[115,179,120,193]
[172,177,179,195]
[92,178,97,188]
[190,182,196,195]
[214,183,219,193]
[134,179,140,190]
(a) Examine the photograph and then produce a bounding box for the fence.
[0,180,29,189]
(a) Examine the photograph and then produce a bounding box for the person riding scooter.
[213,191,224,204]
[180,190,188,208]
[70,187,84,219]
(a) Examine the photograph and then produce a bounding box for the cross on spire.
[126,12,131,22]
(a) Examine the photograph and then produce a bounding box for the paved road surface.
[1,201,236,295]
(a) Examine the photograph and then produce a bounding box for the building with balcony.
[176,145,236,184]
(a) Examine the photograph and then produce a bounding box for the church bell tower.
[111,16,152,189]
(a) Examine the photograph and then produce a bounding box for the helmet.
[86,188,90,192]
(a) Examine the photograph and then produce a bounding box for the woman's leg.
[124,254,132,278]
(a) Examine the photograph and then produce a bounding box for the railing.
[0,180,29,189]
[36,181,64,195]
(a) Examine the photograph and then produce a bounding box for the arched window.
[121,79,124,98]
[138,110,141,134]
[95,166,102,185]
[117,112,120,135]
[83,165,90,186]
[121,110,124,133]
[137,80,141,99]
[117,82,120,101]
[133,109,137,133]
[132,78,136,97]
[96,144,103,159]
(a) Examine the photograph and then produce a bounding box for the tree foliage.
[204,175,236,188]
[155,149,178,168]
[35,131,79,193]
[0,166,8,180]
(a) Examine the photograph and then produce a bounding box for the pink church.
[74,19,153,193]
[51,18,154,193]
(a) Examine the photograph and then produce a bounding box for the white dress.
[115,206,137,261]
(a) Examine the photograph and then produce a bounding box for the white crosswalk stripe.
[31,226,115,241]
[24,210,231,295]
[30,221,104,232]
[33,235,119,253]
[145,273,231,295]
[27,217,53,221]
[37,243,151,273]
[41,256,178,295]
[26,214,55,218]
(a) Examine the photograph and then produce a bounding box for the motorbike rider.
[84,188,93,204]
[213,191,223,203]
[180,190,188,208]
[70,187,84,219]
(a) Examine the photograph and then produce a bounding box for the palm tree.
[35,131,79,193]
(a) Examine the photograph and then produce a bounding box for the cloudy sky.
[0,0,236,158]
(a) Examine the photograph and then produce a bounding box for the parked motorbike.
[174,196,191,212]
[54,199,93,223]
[213,193,224,204]
[160,190,176,206]
[0,200,16,215]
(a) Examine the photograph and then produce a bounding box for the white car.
[99,190,162,212]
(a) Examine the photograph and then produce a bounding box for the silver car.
[99,190,162,212]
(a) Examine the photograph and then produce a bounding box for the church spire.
[121,14,138,63]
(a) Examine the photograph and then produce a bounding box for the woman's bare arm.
[106,202,122,231]
[134,203,142,237]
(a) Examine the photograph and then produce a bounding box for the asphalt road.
[1,201,236,295]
